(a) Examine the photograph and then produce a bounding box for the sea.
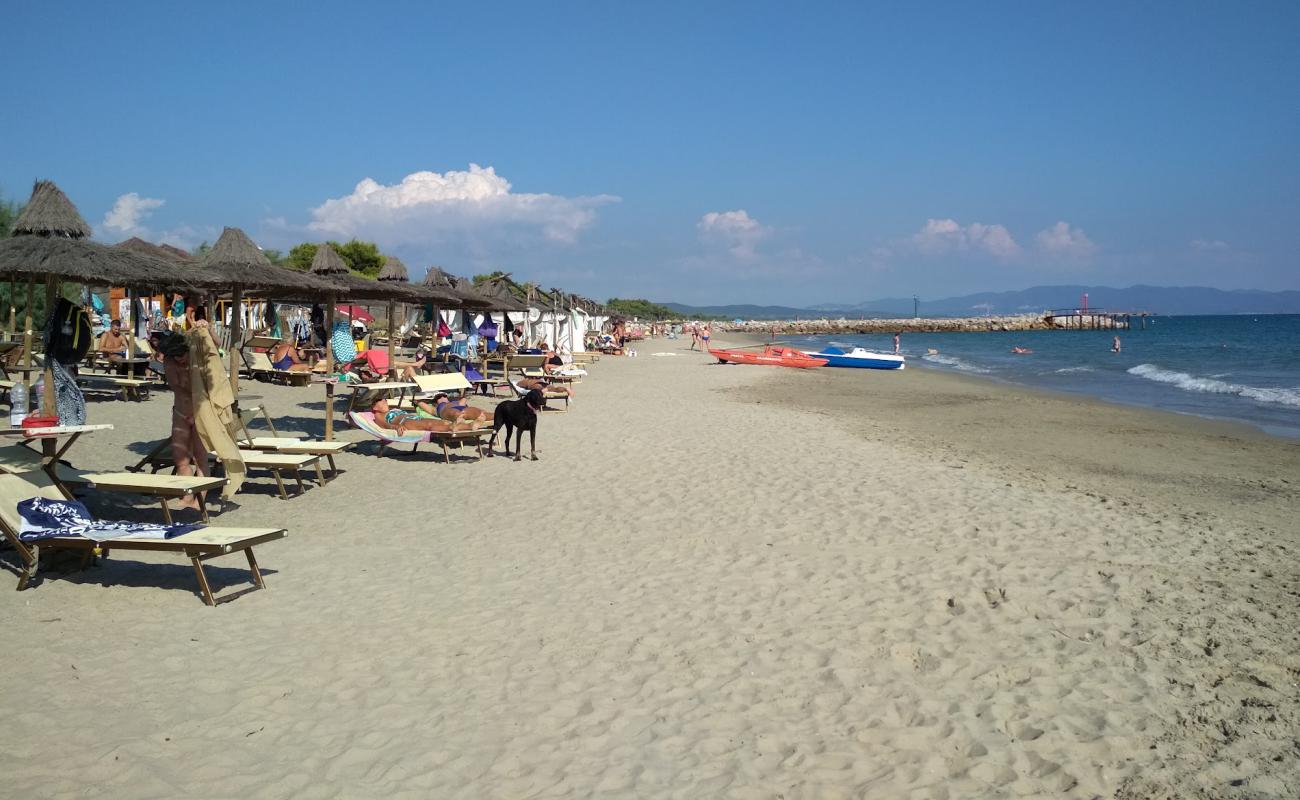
[784,314,1300,439]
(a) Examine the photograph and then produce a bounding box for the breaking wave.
[1052,366,1094,374]
[922,353,991,374]
[1127,364,1300,407]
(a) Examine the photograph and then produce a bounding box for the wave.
[1052,366,1094,374]
[1127,364,1300,407]
[922,353,991,374]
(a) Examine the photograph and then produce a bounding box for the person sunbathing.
[371,397,469,436]
[270,339,313,372]
[518,375,574,400]
[420,392,491,427]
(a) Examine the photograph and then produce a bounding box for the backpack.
[45,298,94,365]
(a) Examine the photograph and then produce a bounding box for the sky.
[2,1,1297,307]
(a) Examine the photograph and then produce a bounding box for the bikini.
[272,354,295,370]
[384,408,418,425]
[435,399,467,415]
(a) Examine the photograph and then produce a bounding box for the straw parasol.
[423,266,501,311]
[200,227,345,394]
[0,181,202,417]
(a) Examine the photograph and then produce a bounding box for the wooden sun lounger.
[76,375,152,401]
[242,350,313,386]
[0,472,285,606]
[0,443,223,521]
[236,406,351,478]
[348,411,492,463]
[238,450,324,499]
[509,379,570,411]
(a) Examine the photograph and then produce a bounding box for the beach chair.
[411,372,475,400]
[236,405,351,478]
[242,350,312,386]
[75,374,152,401]
[347,410,492,463]
[0,442,224,521]
[0,472,285,605]
[508,378,570,411]
[123,440,323,499]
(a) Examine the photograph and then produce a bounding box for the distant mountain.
[666,286,1300,319]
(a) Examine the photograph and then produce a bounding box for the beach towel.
[18,496,201,542]
[330,321,357,364]
[188,327,245,499]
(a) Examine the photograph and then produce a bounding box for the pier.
[1045,308,1150,330]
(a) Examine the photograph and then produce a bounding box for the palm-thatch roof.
[422,265,499,310]
[0,181,199,290]
[309,243,427,302]
[473,274,531,311]
[11,181,92,238]
[377,255,409,282]
[202,227,342,297]
[115,237,197,265]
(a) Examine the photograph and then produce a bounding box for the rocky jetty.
[715,314,1054,335]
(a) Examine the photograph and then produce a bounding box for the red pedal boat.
[708,345,828,368]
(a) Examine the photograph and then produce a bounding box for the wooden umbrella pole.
[6,278,15,337]
[324,299,335,441]
[41,277,57,418]
[387,300,397,380]
[21,278,33,395]
[228,286,243,396]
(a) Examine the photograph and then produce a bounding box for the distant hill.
[664,286,1300,319]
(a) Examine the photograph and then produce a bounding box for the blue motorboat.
[802,346,905,370]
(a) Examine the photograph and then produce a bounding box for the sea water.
[786,314,1300,438]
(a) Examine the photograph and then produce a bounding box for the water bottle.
[9,382,26,427]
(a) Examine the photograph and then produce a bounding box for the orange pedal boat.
[708,345,828,368]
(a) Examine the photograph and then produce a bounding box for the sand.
[1,335,1297,799]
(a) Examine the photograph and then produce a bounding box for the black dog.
[488,388,545,461]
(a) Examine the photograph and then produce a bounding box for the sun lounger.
[509,379,570,411]
[242,350,312,386]
[0,442,223,520]
[238,450,324,499]
[0,472,285,605]
[237,405,351,477]
[348,410,492,463]
[76,375,152,401]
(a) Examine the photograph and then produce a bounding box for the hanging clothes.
[186,327,245,499]
[330,320,357,364]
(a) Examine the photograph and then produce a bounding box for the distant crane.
[913,295,919,319]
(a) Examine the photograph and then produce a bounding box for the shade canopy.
[377,255,409,282]
[471,274,531,312]
[0,181,200,290]
[422,265,498,310]
[201,227,343,298]
[308,243,429,302]
[115,236,198,265]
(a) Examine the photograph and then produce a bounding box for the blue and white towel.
[18,497,202,542]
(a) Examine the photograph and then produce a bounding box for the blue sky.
[2,2,1296,306]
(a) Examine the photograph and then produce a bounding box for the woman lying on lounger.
[518,375,574,400]
[419,392,491,427]
[270,338,313,372]
[371,398,484,436]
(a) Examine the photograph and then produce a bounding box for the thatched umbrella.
[201,227,346,394]
[0,181,200,417]
[422,266,498,311]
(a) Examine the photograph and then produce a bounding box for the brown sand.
[1,335,1297,798]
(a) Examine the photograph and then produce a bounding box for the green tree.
[331,239,384,277]
[472,270,508,285]
[0,188,25,239]
[284,242,318,271]
[191,241,212,257]
[606,297,673,319]
[262,248,284,265]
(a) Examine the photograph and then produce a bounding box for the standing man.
[893,332,901,355]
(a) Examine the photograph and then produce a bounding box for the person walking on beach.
[1112,335,1122,353]
[893,332,901,355]
[689,323,699,350]
[701,323,711,351]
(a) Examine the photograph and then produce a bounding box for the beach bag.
[44,299,93,365]
[478,320,499,339]
[437,319,452,338]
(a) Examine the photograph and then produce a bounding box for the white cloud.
[697,209,771,258]
[1035,221,1097,258]
[911,218,1021,259]
[306,164,618,247]
[101,193,164,238]
[1190,238,1229,251]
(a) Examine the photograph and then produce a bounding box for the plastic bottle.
[9,382,26,427]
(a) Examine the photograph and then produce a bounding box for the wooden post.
[41,277,57,418]
[387,299,397,380]
[21,278,33,395]
[6,278,15,338]
[228,286,242,397]
[324,298,335,441]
